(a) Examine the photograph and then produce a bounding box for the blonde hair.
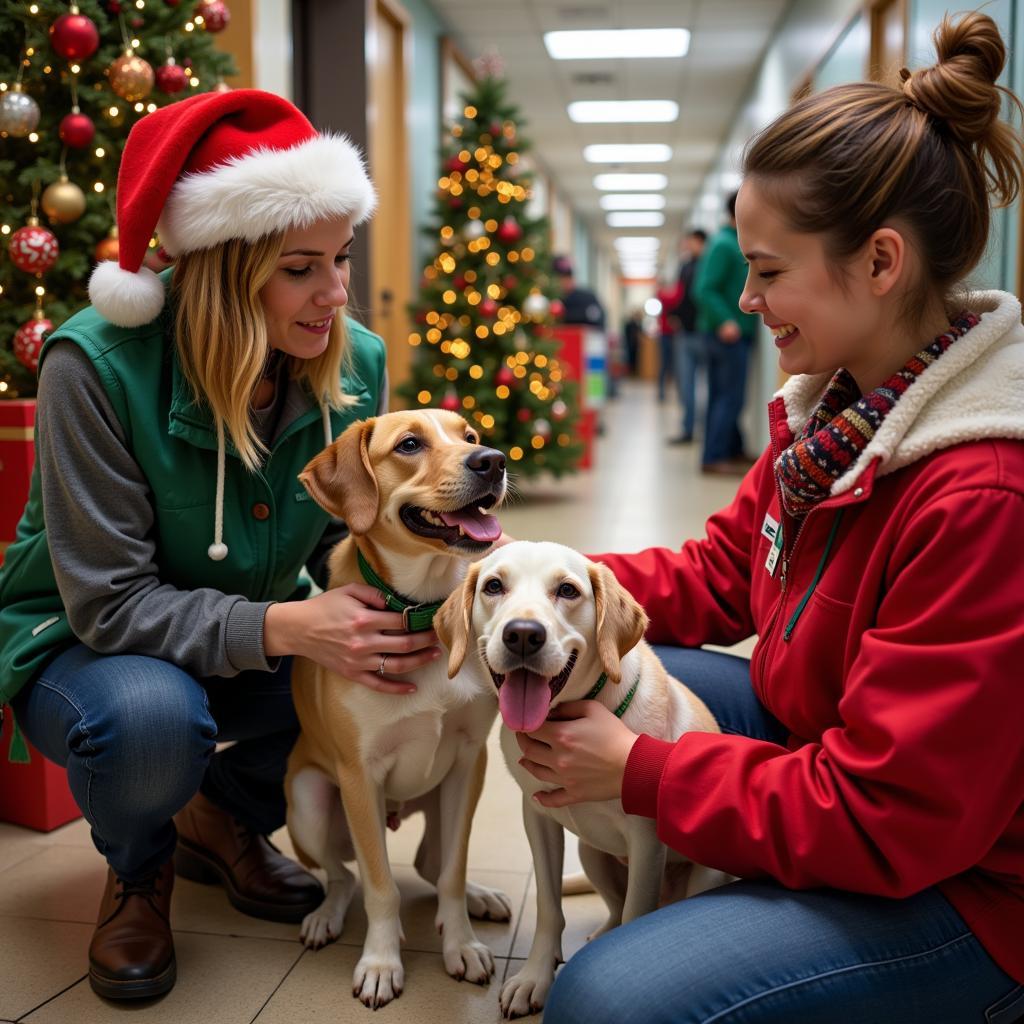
[744,11,1024,304]
[171,232,357,471]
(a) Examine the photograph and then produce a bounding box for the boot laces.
[116,872,161,902]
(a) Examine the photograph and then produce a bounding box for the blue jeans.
[10,643,300,881]
[544,647,1024,1024]
[658,332,675,401]
[703,333,751,464]
[672,330,706,438]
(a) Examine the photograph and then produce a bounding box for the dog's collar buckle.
[401,603,429,633]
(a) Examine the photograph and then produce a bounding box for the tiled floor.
[0,380,754,1023]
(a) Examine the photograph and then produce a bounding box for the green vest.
[0,291,385,705]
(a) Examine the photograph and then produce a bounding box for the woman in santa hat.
[0,89,440,1000]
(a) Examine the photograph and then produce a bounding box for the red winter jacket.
[595,291,1024,983]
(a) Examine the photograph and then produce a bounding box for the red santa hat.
[89,88,376,328]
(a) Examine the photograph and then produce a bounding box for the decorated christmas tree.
[402,74,582,478]
[0,0,235,397]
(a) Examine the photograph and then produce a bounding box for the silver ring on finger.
[378,653,388,678]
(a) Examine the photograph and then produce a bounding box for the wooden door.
[367,0,412,401]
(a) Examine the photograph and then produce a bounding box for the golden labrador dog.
[436,540,724,1018]
[284,410,511,1009]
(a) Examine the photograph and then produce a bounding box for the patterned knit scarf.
[775,312,979,516]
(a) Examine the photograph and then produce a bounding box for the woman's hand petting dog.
[516,700,639,807]
[264,582,442,695]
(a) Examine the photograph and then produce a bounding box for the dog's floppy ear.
[435,563,480,679]
[298,417,378,533]
[587,561,648,684]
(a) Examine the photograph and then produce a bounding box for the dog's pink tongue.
[499,668,551,732]
[439,506,502,543]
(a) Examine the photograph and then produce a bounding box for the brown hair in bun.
[743,10,1024,307]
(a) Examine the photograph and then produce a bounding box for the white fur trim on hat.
[88,261,167,328]
[156,134,377,256]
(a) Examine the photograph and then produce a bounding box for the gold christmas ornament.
[42,175,87,224]
[109,52,155,102]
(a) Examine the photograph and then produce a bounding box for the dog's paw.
[352,954,404,1009]
[298,878,354,949]
[500,967,553,1019]
[443,936,495,985]
[299,906,344,949]
[465,879,513,922]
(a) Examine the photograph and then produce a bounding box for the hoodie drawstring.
[207,417,229,561]
[207,402,334,562]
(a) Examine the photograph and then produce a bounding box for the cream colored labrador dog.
[285,410,511,1009]
[436,540,722,1018]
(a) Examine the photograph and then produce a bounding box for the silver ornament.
[0,86,41,138]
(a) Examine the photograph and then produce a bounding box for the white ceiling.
[428,0,791,259]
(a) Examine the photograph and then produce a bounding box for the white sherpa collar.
[156,133,377,257]
[775,290,1024,496]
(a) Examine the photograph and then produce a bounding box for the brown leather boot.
[173,790,322,923]
[88,859,175,1000]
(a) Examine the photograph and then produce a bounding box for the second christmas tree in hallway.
[402,75,582,477]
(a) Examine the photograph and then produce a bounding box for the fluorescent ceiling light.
[595,173,668,191]
[545,29,690,60]
[598,192,663,210]
[568,100,679,124]
[614,235,660,247]
[607,212,666,228]
[585,144,672,164]
[600,194,666,210]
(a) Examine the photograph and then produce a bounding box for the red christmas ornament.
[549,298,565,319]
[502,274,518,290]
[13,313,53,372]
[496,367,515,387]
[489,120,503,137]
[107,0,122,12]
[446,155,468,174]
[164,0,180,5]
[516,407,532,423]
[131,15,143,27]
[94,227,119,263]
[497,216,523,244]
[49,11,100,61]
[59,110,95,149]
[448,198,463,211]
[453,275,467,290]
[155,60,188,94]
[8,220,59,275]
[479,298,498,318]
[440,392,460,412]
[198,0,231,33]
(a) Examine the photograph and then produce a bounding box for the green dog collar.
[356,548,443,633]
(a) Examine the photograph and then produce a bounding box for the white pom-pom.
[88,261,166,328]
[207,542,228,561]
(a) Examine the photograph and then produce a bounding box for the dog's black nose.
[465,447,506,484]
[502,618,546,656]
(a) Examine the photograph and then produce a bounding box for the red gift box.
[0,711,82,832]
[0,398,82,831]
[0,398,36,568]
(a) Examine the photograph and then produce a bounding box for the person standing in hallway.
[654,276,681,400]
[0,90,443,1001]
[668,228,708,444]
[516,12,1024,1023]
[553,253,612,397]
[694,193,757,473]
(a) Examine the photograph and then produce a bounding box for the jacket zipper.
[754,411,798,688]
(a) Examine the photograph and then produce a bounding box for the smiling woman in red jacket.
[518,13,1024,1024]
